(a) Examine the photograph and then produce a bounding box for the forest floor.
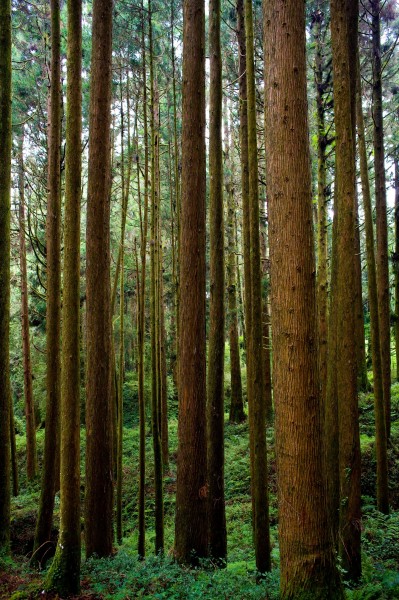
[2,380,399,599]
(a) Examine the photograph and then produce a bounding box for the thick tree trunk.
[264,2,343,597]
[85,0,114,559]
[44,0,82,592]
[175,0,208,564]
[33,0,62,563]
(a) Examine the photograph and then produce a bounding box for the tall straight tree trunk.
[224,104,245,424]
[175,0,208,564]
[44,0,82,592]
[331,0,362,581]
[0,0,11,552]
[395,157,399,382]
[264,2,343,597]
[18,133,37,481]
[33,0,62,563]
[207,0,226,564]
[260,216,272,423]
[244,0,271,574]
[314,8,329,409]
[137,5,149,555]
[85,0,114,559]
[149,5,164,552]
[10,399,19,497]
[354,192,368,392]
[372,0,391,440]
[357,65,389,515]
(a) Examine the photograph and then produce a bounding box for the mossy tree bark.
[331,0,362,581]
[207,0,226,564]
[18,132,37,481]
[85,0,114,559]
[175,0,208,564]
[244,0,271,574]
[372,0,391,440]
[356,64,389,515]
[0,0,11,550]
[264,1,343,597]
[33,0,62,564]
[44,0,82,592]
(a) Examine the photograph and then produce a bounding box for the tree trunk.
[372,0,391,440]
[395,157,399,382]
[356,63,389,514]
[85,0,114,559]
[18,132,37,481]
[175,0,208,564]
[244,0,271,574]
[331,0,362,581]
[44,0,82,591]
[33,0,62,563]
[264,1,343,596]
[207,0,226,565]
[0,0,11,552]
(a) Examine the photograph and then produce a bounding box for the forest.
[1,0,399,598]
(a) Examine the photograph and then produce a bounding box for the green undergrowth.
[5,374,399,598]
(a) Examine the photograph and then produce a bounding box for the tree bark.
[175,0,208,564]
[18,132,37,481]
[33,0,62,563]
[372,0,391,440]
[264,1,343,596]
[44,0,82,591]
[85,0,114,559]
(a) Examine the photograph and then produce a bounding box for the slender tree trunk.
[18,133,37,481]
[149,5,164,553]
[85,0,114,559]
[224,105,245,425]
[372,0,391,440]
[264,2,343,596]
[0,0,11,552]
[44,0,82,591]
[33,0,62,563]
[175,0,208,564]
[314,8,329,409]
[244,0,271,573]
[331,0,362,581]
[354,192,368,392]
[137,5,149,555]
[10,398,18,497]
[159,267,169,469]
[260,216,272,423]
[207,0,226,564]
[357,65,389,514]
[394,157,399,382]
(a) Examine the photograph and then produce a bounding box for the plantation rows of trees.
[1,0,399,598]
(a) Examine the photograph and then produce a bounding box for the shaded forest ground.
[2,379,399,599]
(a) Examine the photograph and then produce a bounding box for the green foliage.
[82,552,277,600]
